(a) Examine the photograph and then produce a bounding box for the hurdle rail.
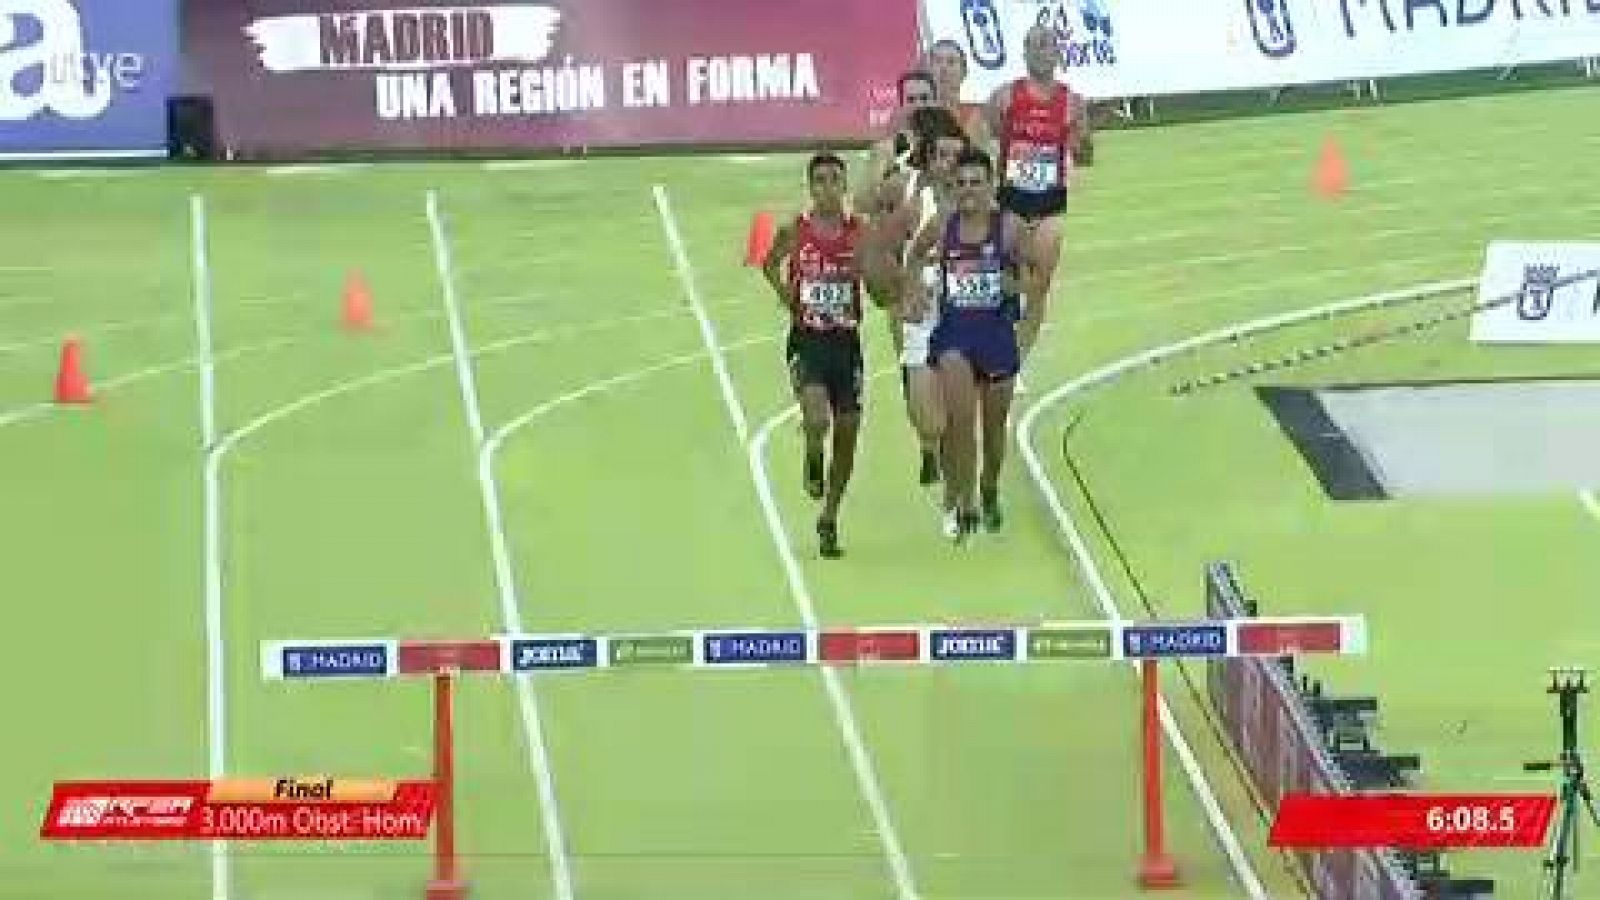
[259,614,1368,897]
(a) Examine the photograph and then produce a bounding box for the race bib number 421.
[1005,144,1061,193]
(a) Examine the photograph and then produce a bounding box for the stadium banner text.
[0,0,179,160]
[926,0,1600,102]
[182,0,918,159]
[39,778,436,840]
[1471,241,1600,342]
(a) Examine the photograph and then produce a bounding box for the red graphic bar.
[1269,793,1556,849]
[1236,621,1342,655]
[398,640,501,674]
[818,630,921,663]
[41,780,436,841]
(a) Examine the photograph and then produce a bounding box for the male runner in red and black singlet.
[984,23,1090,360]
[761,153,866,559]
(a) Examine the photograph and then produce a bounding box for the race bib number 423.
[800,280,856,326]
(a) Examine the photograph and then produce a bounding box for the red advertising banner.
[182,0,918,159]
[40,779,436,840]
[1269,793,1557,850]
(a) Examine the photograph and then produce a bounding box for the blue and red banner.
[0,0,179,159]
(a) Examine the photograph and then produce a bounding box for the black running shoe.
[953,510,980,546]
[818,519,842,559]
[918,450,940,486]
[981,487,1003,532]
[804,452,825,500]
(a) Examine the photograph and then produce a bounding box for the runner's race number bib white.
[1005,142,1061,193]
[944,270,1005,309]
[799,279,857,328]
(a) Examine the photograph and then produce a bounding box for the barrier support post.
[1137,659,1182,890]
[426,670,466,900]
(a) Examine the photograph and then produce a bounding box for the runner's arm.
[983,85,1008,152]
[965,107,997,158]
[900,216,942,321]
[1070,92,1095,167]
[859,205,904,305]
[854,140,893,214]
[1011,215,1048,359]
[761,221,797,309]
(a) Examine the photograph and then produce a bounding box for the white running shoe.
[942,508,960,540]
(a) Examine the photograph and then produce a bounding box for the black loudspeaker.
[168,95,217,161]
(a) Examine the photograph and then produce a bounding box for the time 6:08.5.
[1425,804,1515,834]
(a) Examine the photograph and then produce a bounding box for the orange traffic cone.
[1312,136,1348,199]
[54,335,92,404]
[342,271,374,331]
[744,211,775,267]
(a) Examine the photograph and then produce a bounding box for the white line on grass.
[0,313,184,357]
[1015,277,1475,900]
[486,335,776,454]
[1580,490,1600,526]
[425,189,575,900]
[652,183,921,900]
[188,193,229,900]
[35,168,146,180]
[0,296,713,435]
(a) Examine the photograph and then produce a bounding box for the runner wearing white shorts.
[877,107,968,489]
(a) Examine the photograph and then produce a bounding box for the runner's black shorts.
[787,327,864,414]
[997,185,1068,222]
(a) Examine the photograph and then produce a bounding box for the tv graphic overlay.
[1269,793,1558,850]
[40,778,437,840]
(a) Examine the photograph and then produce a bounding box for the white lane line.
[262,163,373,177]
[0,298,704,434]
[184,301,719,897]
[425,188,574,900]
[0,313,185,358]
[484,334,776,450]
[1580,490,1600,525]
[188,194,229,900]
[652,182,921,900]
[1015,278,1474,900]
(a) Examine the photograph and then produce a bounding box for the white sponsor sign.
[1471,241,1600,343]
[925,0,1600,102]
[244,6,562,74]
[0,0,125,121]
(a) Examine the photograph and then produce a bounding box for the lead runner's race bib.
[944,269,1004,310]
[1005,141,1062,193]
[799,279,857,328]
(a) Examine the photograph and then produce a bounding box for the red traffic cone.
[342,271,374,331]
[1312,136,1348,199]
[744,211,775,267]
[54,335,92,404]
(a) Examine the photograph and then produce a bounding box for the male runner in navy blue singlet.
[903,147,1044,542]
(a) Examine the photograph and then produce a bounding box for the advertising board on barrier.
[925,0,1600,102]
[1204,562,1423,900]
[184,0,917,158]
[1471,241,1600,343]
[0,0,178,159]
